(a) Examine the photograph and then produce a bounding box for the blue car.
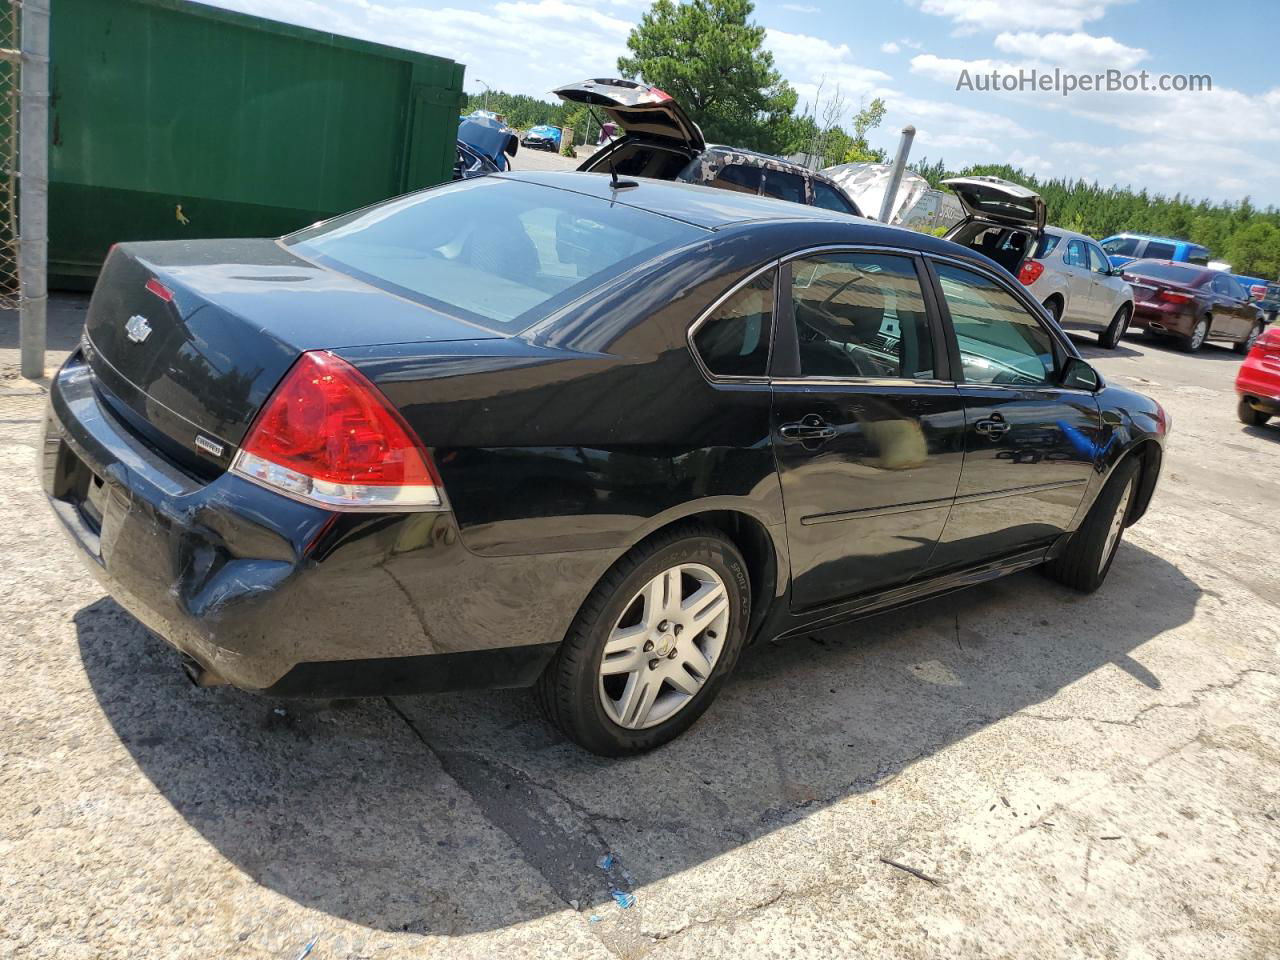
[1234,274,1280,323]
[456,116,518,174]
[1100,233,1211,270]
[522,124,562,151]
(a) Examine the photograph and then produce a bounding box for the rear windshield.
[1124,261,1204,285]
[286,177,702,332]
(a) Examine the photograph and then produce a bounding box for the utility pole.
[475,78,490,114]
[877,125,915,225]
[19,0,49,380]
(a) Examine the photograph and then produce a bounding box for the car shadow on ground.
[76,541,1200,936]
[1115,332,1245,362]
[1066,334,1143,359]
[1242,422,1280,442]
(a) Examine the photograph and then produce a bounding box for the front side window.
[1087,244,1111,274]
[935,262,1057,386]
[692,271,774,377]
[1065,239,1088,268]
[812,181,857,214]
[789,252,935,380]
[287,177,700,332]
[1145,241,1177,260]
[761,170,805,205]
[1102,236,1140,256]
[1211,274,1231,296]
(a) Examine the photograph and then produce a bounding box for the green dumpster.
[49,0,465,288]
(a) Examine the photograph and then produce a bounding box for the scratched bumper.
[41,354,562,696]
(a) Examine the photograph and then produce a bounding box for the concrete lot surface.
[1,301,1277,959]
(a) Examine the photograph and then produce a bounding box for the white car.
[940,179,1135,349]
[1019,227,1135,349]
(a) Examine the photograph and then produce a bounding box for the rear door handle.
[974,414,1009,439]
[780,414,837,442]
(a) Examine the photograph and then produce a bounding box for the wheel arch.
[1122,438,1162,525]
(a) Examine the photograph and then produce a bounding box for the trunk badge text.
[124,314,152,344]
[194,435,225,458]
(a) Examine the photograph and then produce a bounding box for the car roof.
[1106,232,1203,248]
[498,170,867,229]
[1044,225,1095,241]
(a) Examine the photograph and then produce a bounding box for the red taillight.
[232,351,443,511]
[1018,259,1045,286]
[1158,290,1192,304]
[145,277,174,302]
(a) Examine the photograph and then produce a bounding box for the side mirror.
[1060,356,1102,392]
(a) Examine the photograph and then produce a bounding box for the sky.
[199,0,1280,207]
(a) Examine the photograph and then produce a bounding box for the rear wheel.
[536,523,750,755]
[1235,321,1263,354]
[1238,398,1270,426]
[1099,304,1131,349]
[1043,297,1063,324]
[1181,316,1209,352]
[1043,456,1141,593]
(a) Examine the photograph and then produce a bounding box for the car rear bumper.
[1132,300,1195,336]
[1236,366,1280,413]
[42,354,607,697]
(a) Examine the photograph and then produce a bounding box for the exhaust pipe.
[180,653,229,689]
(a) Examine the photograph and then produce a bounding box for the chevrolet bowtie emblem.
[125,314,152,344]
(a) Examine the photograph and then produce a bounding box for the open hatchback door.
[942,175,1046,275]
[553,78,705,178]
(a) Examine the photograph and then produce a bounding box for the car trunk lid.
[553,78,705,153]
[942,176,1046,232]
[82,239,500,477]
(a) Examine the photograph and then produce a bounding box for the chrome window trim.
[686,259,781,385]
[773,243,958,386]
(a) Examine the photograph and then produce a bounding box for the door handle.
[780,414,837,443]
[974,414,1009,439]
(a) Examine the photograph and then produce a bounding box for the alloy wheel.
[1189,319,1208,350]
[1100,476,1135,575]
[598,562,730,730]
[1245,323,1262,351]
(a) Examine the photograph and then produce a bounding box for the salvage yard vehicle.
[521,124,562,151]
[1016,226,1135,349]
[1101,233,1211,270]
[42,171,1167,756]
[941,175,1044,276]
[1236,325,1280,426]
[553,78,863,216]
[1123,260,1267,352]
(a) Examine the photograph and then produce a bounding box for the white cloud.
[880,41,901,54]
[993,31,1147,70]
[909,0,1130,33]
[765,28,892,105]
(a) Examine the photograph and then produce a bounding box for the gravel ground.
[1,299,1277,959]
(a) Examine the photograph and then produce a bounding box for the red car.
[1237,325,1280,426]
[1123,260,1266,353]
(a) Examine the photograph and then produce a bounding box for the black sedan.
[43,172,1167,756]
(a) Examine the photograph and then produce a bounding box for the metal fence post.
[19,0,49,380]
[877,125,916,225]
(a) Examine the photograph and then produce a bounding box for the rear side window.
[1033,234,1061,258]
[812,180,858,214]
[1102,236,1140,256]
[1144,241,1176,260]
[712,164,762,194]
[286,177,700,332]
[935,263,1056,386]
[692,271,774,378]
[761,170,805,205]
[789,253,935,380]
[1126,261,1204,285]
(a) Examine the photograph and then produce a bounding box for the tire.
[1238,397,1270,426]
[1043,297,1063,324]
[536,522,751,755]
[1235,321,1263,355]
[1043,456,1141,593]
[1181,316,1209,352]
[1099,304,1132,349]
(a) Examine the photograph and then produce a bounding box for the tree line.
[463,0,1280,278]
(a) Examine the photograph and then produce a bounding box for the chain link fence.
[0,1,19,310]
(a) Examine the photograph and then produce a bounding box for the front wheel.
[1099,304,1132,349]
[536,523,750,755]
[1043,457,1141,593]
[1235,322,1263,354]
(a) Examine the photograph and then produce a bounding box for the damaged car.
[553,78,863,216]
